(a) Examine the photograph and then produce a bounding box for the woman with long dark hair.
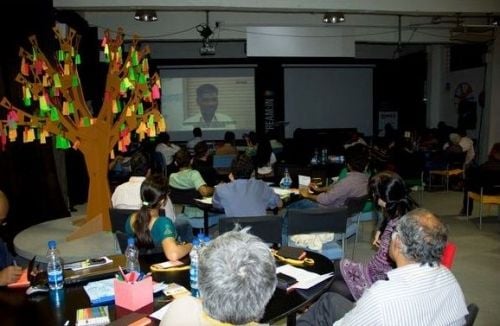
[330,171,415,301]
[125,174,192,261]
[255,137,276,177]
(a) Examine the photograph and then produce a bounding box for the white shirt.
[334,264,468,326]
[257,152,277,175]
[111,176,176,222]
[186,137,203,155]
[459,136,475,165]
[155,142,180,166]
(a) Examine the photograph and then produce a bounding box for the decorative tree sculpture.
[0,26,165,239]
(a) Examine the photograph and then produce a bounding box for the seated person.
[244,131,258,157]
[297,208,468,326]
[155,132,180,171]
[460,142,500,215]
[297,144,369,208]
[216,131,238,155]
[125,175,192,261]
[161,228,277,325]
[213,154,282,217]
[0,190,23,286]
[111,155,192,242]
[344,130,367,149]
[183,84,236,129]
[192,141,220,187]
[169,149,214,220]
[186,127,203,157]
[255,137,277,178]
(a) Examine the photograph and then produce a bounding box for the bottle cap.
[48,240,56,249]
[192,238,200,246]
[127,237,135,246]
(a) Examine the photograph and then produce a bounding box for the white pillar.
[481,31,500,162]
[426,45,448,128]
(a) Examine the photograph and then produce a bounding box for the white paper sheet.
[276,264,334,290]
[150,303,171,320]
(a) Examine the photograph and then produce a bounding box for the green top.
[169,169,207,217]
[125,215,177,247]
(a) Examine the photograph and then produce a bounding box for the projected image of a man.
[183,84,236,129]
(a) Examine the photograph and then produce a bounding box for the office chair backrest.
[152,151,167,176]
[212,154,237,169]
[218,215,283,246]
[465,303,479,326]
[109,208,136,234]
[169,187,202,206]
[345,195,370,217]
[287,207,349,235]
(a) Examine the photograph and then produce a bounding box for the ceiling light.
[134,10,158,22]
[323,13,345,24]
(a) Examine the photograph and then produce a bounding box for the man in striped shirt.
[298,208,468,326]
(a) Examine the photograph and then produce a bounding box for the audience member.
[330,171,414,301]
[344,131,367,149]
[187,127,203,156]
[0,191,23,286]
[192,141,219,187]
[297,144,369,208]
[460,142,500,215]
[169,149,214,220]
[445,130,475,167]
[255,137,277,178]
[216,131,238,155]
[160,228,277,325]
[155,132,180,170]
[298,208,468,326]
[331,171,413,300]
[125,175,192,261]
[213,154,282,217]
[244,131,258,157]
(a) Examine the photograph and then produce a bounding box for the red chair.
[441,242,457,269]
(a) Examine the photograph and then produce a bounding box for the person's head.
[390,208,448,267]
[224,131,236,145]
[174,148,192,168]
[0,190,9,222]
[196,84,218,122]
[230,154,254,180]
[246,131,257,146]
[134,174,169,248]
[199,229,277,324]
[488,143,500,162]
[193,127,202,138]
[369,171,413,220]
[194,141,209,159]
[157,132,171,144]
[130,151,150,177]
[255,137,272,168]
[345,144,368,173]
[449,132,461,145]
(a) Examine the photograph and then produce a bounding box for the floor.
[13,190,500,325]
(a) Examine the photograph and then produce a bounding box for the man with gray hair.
[161,228,277,325]
[298,208,468,326]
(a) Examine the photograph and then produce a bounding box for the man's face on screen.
[197,91,218,122]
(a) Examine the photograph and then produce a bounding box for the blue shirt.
[212,178,281,217]
[125,215,177,247]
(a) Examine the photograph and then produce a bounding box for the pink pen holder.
[114,276,153,311]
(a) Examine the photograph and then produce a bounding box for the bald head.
[392,208,448,266]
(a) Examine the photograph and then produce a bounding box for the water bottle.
[46,240,64,290]
[189,239,200,298]
[311,149,319,165]
[202,234,211,247]
[321,148,328,165]
[125,238,140,273]
[280,168,292,189]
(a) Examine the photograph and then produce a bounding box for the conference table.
[0,250,334,326]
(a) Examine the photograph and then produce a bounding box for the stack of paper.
[276,264,334,290]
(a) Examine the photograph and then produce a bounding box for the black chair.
[465,303,479,326]
[151,151,167,177]
[286,207,349,260]
[169,187,219,233]
[109,208,135,234]
[345,194,370,258]
[218,215,283,246]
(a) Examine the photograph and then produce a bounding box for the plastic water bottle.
[125,238,140,273]
[202,234,211,247]
[189,238,200,298]
[280,168,292,189]
[46,240,64,290]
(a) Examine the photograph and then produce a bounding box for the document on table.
[150,303,171,320]
[195,197,213,205]
[272,187,299,199]
[83,278,115,304]
[276,264,334,290]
